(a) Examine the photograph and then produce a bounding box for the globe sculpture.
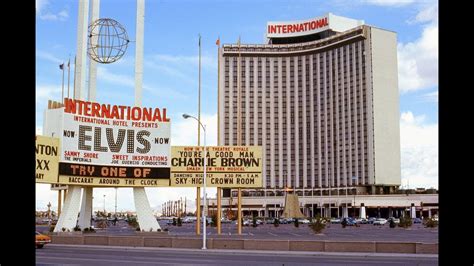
[87,18,129,64]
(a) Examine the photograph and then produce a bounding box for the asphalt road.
[36,244,438,266]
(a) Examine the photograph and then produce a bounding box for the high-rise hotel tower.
[218,13,400,198]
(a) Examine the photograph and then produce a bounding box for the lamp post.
[352,176,357,218]
[183,113,207,250]
[115,188,118,217]
[103,194,106,214]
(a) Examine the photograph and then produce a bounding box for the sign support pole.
[196,187,201,235]
[217,187,221,234]
[238,188,242,234]
[57,190,62,217]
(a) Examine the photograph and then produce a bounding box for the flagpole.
[216,36,222,235]
[61,63,65,104]
[67,57,71,99]
[73,56,76,99]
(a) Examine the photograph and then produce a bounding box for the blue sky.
[36,0,438,212]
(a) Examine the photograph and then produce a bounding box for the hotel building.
[214,13,422,218]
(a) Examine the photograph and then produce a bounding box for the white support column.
[360,203,366,219]
[410,203,416,219]
[54,185,83,232]
[78,187,93,229]
[74,0,89,100]
[132,0,160,232]
[134,0,145,105]
[134,188,161,231]
[88,0,100,102]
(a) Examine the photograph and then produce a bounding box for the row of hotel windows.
[223,41,365,64]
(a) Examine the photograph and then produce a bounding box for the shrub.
[211,214,217,227]
[309,215,326,234]
[136,227,141,231]
[62,227,66,232]
[73,225,81,231]
[341,218,347,228]
[294,218,299,228]
[273,218,279,227]
[163,228,169,232]
[157,229,162,232]
[398,216,412,228]
[49,226,55,232]
[127,217,139,228]
[252,215,257,228]
[97,220,108,229]
[424,217,438,228]
[84,227,90,232]
[172,218,177,226]
[389,219,396,228]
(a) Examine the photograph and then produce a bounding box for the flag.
[237,36,241,46]
[59,63,64,70]
[198,34,201,47]
[216,37,220,46]
[67,59,70,68]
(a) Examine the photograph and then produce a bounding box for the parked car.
[367,217,376,224]
[220,218,232,224]
[373,218,388,225]
[330,218,341,224]
[345,217,357,226]
[35,231,51,248]
[412,218,422,224]
[387,217,400,224]
[299,219,310,224]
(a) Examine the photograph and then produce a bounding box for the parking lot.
[37,219,438,243]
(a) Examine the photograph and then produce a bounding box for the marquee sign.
[170,146,263,188]
[43,98,171,187]
[36,135,60,184]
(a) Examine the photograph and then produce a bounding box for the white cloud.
[39,10,69,21]
[400,111,438,189]
[364,0,414,6]
[97,67,135,87]
[397,23,438,93]
[413,4,438,24]
[36,84,62,105]
[36,0,49,13]
[37,50,63,64]
[397,2,438,93]
[36,0,68,21]
[171,113,218,146]
[153,54,216,70]
[422,90,438,103]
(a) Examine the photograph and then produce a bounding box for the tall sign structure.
[47,0,163,232]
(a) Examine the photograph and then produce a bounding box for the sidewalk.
[48,244,439,258]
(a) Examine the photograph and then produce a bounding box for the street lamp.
[183,113,207,250]
[352,176,357,218]
[103,194,106,214]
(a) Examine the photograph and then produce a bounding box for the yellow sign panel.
[170,146,263,187]
[36,135,60,183]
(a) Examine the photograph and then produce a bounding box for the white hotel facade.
[211,13,437,218]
